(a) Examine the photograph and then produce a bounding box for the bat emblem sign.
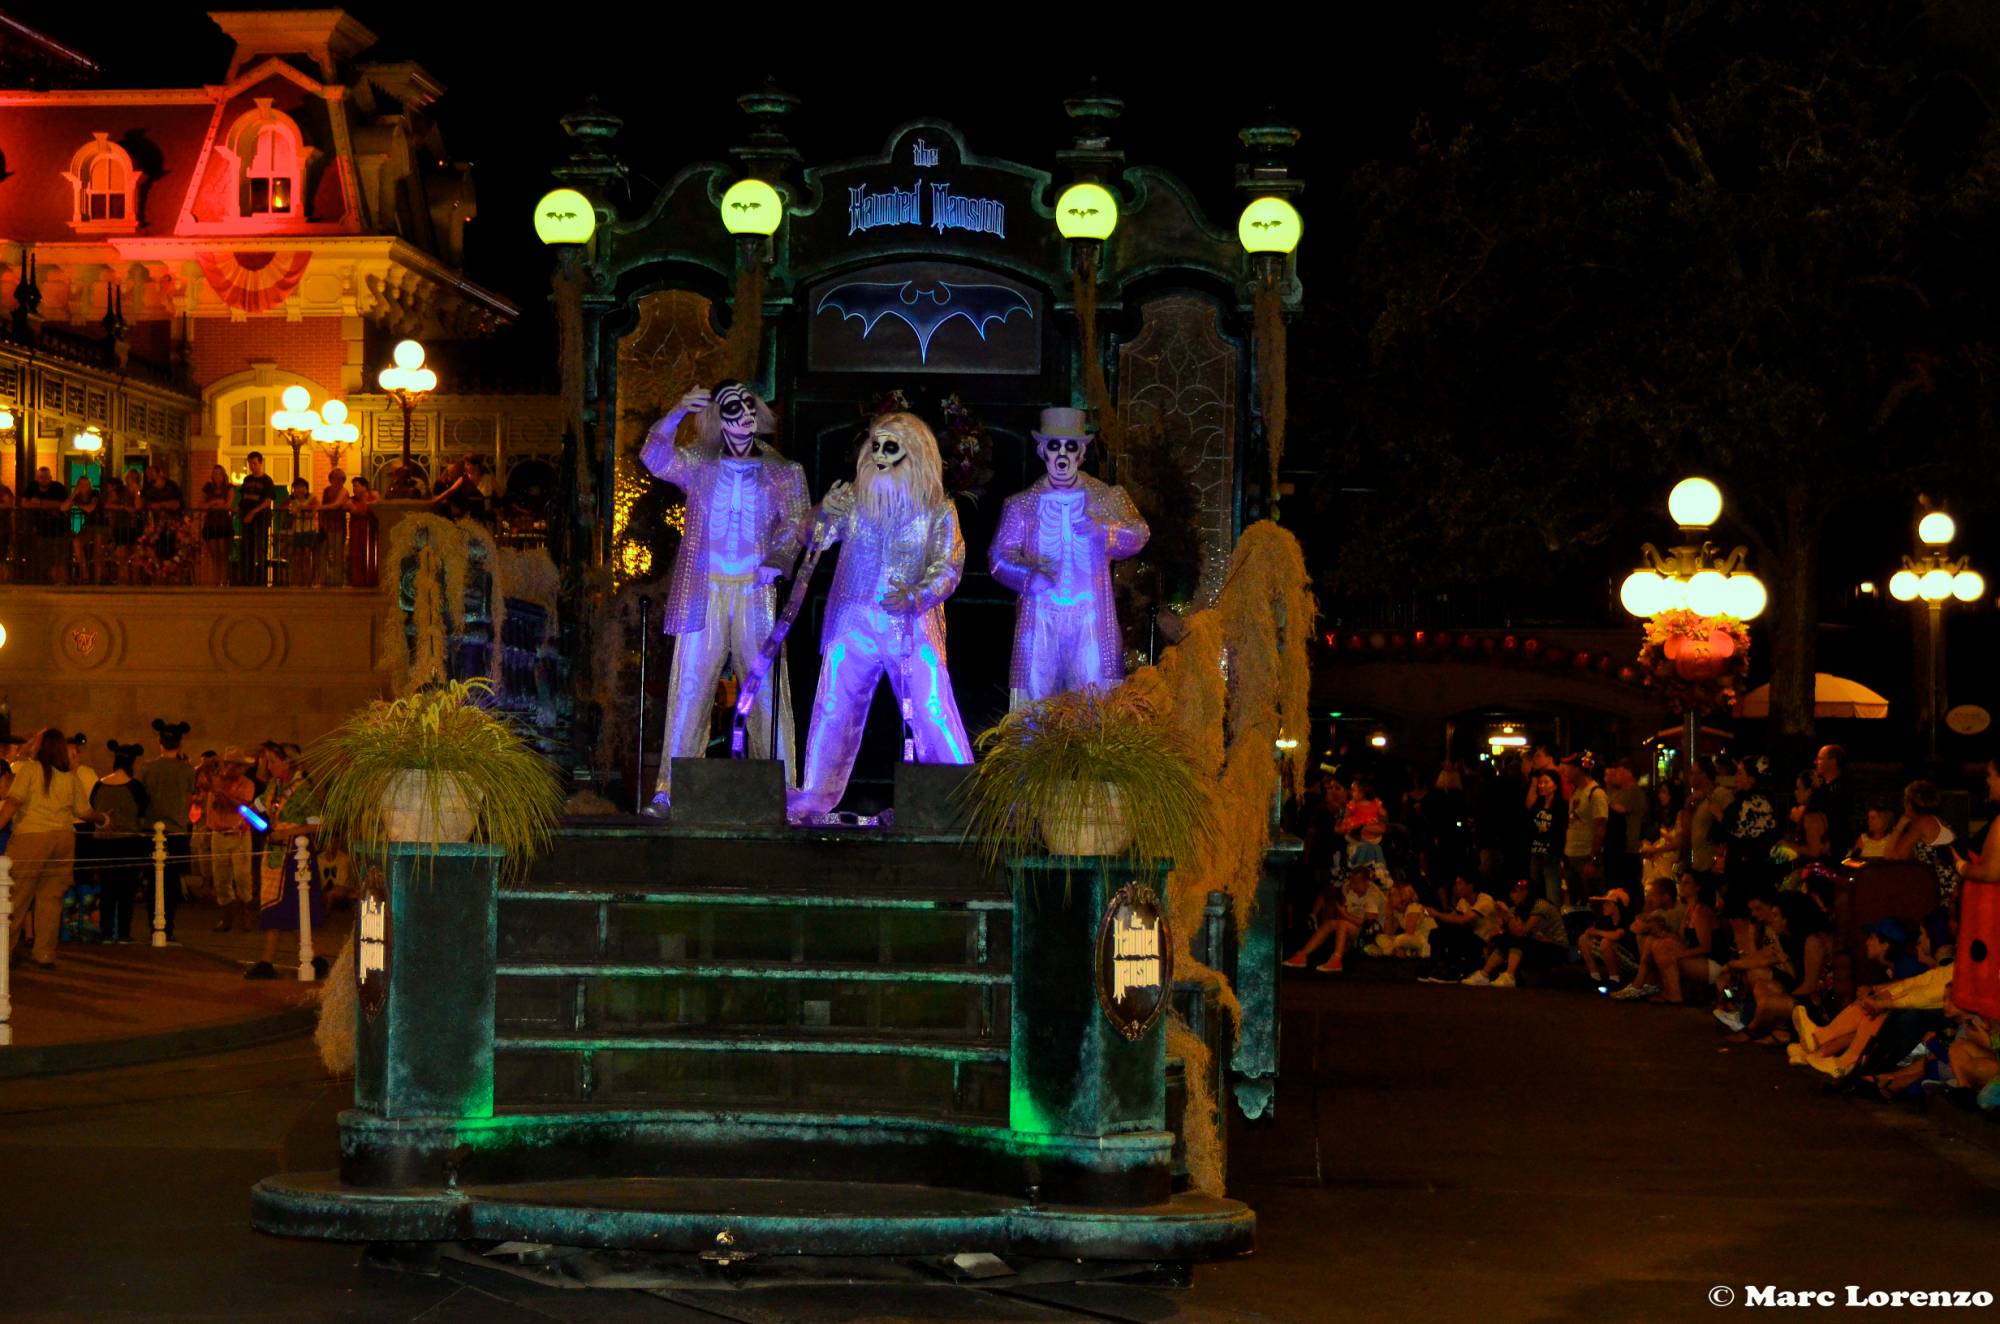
[816,280,1033,363]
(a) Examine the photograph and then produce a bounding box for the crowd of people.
[1282,745,2000,1110]
[0,450,539,588]
[1,719,340,979]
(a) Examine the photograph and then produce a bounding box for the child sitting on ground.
[1578,887,1633,986]
[1373,903,1436,958]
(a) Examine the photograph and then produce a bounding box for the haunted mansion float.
[253,90,1309,1280]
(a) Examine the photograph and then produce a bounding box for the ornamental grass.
[296,677,563,872]
[960,684,1213,877]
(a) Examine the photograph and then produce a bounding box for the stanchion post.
[0,856,13,1045]
[294,835,315,982]
[151,821,169,948]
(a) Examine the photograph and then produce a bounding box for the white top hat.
[1031,406,1095,443]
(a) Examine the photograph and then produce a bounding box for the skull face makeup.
[713,382,758,456]
[1038,434,1087,487]
[869,430,907,471]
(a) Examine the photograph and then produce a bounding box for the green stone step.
[496,960,1009,985]
[497,1031,1008,1063]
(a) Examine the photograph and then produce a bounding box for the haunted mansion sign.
[1095,882,1172,1041]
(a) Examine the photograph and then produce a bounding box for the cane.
[635,594,652,815]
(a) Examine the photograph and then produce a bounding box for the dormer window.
[226,101,306,221]
[64,134,142,231]
[245,123,296,214]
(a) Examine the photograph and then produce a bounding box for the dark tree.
[1335,0,2000,743]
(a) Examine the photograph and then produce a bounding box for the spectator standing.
[140,719,197,941]
[109,468,144,584]
[1807,745,1857,859]
[65,474,103,585]
[142,464,186,584]
[0,478,13,583]
[346,475,380,587]
[198,464,234,586]
[23,466,69,583]
[1562,757,1610,908]
[204,747,259,931]
[1886,780,1963,908]
[283,477,320,585]
[0,729,112,967]
[318,469,351,587]
[91,741,151,943]
[250,748,324,979]
[1602,759,1649,892]
[1685,757,1733,882]
[235,452,277,586]
[1524,768,1567,905]
[1716,757,1783,955]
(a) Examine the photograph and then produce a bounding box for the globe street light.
[378,340,437,498]
[1620,476,1765,773]
[311,398,359,469]
[271,384,323,485]
[1888,507,1981,760]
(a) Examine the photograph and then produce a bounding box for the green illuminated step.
[496,960,1008,984]
[496,1031,1007,1062]
[499,888,1009,911]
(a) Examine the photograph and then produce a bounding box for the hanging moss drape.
[382,514,505,697]
[1115,519,1315,1194]
[1252,269,1288,500]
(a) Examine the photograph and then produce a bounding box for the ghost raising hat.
[1031,407,1094,444]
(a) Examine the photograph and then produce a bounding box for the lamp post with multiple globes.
[377,340,437,498]
[1618,477,1767,767]
[1888,510,1983,761]
[270,385,323,485]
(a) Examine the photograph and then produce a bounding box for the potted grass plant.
[961,685,1211,871]
[297,678,563,868]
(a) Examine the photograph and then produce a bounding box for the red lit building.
[0,8,545,500]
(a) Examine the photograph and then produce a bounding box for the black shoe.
[244,961,277,980]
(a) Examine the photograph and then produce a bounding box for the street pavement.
[0,968,1996,1321]
[3,900,349,1060]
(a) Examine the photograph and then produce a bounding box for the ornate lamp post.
[717,177,782,382]
[271,384,324,484]
[1619,477,1766,768]
[377,340,437,498]
[1057,178,1123,473]
[1888,510,1983,761]
[71,425,105,456]
[1238,193,1302,519]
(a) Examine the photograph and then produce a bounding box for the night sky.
[13,5,1441,385]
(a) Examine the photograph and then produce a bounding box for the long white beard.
[858,463,914,524]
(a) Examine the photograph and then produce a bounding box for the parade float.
[253,88,1311,1282]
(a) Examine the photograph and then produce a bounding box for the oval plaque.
[1095,882,1173,1041]
[358,867,390,1022]
[1947,705,1991,736]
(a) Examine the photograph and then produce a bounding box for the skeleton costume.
[639,382,809,813]
[989,407,1149,708]
[788,413,972,821]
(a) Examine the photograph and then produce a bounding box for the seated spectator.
[1283,865,1387,973]
[1372,903,1436,958]
[1791,957,1953,1081]
[1578,886,1634,986]
[1615,873,1724,1003]
[1945,999,1998,1102]
[1844,799,1898,863]
[1717,891,1832,1042]
[1416,875,1502,983]
[1463,877,1568,987]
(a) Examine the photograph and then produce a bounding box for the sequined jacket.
[640,434,809,635]
[818,496,966,655]
[988,474,1148,691]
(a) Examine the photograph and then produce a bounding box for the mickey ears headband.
[151,718,191,736]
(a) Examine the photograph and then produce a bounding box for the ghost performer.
[988,407,1149,708]
[638,381,809,817]
[788,412,972,821]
